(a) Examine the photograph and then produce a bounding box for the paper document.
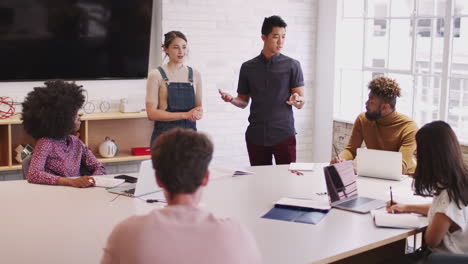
[289,163,314,171]
[210,167,254,178]
[276,197,331,211]
[371,210,428,229]
[93,177,125,188]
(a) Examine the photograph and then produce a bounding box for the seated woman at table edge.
[101,128,261,264]
[386,121,468,262]
[22,80,106,188]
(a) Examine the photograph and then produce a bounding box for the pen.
[146,199,167,203]
[296,100,303,103]
[332,144,340,160]
[390,186,394,205]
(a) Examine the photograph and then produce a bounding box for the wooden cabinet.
[0,112,153,172]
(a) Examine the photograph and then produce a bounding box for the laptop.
[356,148,403,181]
[108,160,161,197]
[323,160,386,214]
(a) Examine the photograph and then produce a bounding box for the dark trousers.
[246,136,296,166]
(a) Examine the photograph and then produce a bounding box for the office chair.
[427,253,468,264]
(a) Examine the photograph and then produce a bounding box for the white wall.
[1,0,319,168]
[313,0,338,162]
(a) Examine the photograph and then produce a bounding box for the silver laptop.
[357,148,403,181]
[323,160,386,214]
[108,160,161,197]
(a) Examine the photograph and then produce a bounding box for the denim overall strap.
[150,66,197,146]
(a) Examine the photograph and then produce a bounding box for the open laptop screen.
[324,161,358,203]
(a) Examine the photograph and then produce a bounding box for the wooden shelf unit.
[0,112,153,172]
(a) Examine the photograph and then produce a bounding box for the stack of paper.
[275,197,331,211]
[289,163,315,171]
[371,210,428,229]
[93,177,125,188]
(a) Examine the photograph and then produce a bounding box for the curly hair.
[21,80,85,139]
[151,128,213,200]
[368,76,401,109]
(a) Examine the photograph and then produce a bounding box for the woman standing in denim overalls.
[146,31,203,147]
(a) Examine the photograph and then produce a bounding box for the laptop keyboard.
[338,197,374,208]
[124,188,135,194]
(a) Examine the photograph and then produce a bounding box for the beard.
[365,109,382,121]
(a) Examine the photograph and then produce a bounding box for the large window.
[335,0,468,143]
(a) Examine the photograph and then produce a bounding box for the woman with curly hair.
[22,80,106,187]
[386,121,468,262]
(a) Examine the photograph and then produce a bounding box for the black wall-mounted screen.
[0,0,153,81]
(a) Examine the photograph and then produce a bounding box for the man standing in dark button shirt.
[219,15,305,166]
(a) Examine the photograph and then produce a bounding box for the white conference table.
[0,164,429,264]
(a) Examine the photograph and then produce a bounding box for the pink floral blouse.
[27,135,106,185]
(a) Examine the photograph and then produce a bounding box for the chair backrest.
[428,253,468,264]
[22,155,32,180]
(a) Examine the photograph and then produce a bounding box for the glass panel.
[344,0,365,17]
[387,74,414,117]
[413,75,441,126]
[338,19,364,68]
[452,17,468,76]
[368,0,389,17]
[433,18,445,74]
[435,0,447,17]
[338,70,364,120]
[365,19,389,67]
[448,78,468,143]
[415,19,432,74]
[414,18,445,74]
[390,0,415,17]
[388,19,412,70]
[455,0,468,15]
[418,0,434,16]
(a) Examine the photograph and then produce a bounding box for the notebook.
[107,160,161,197]
[371,210,428,229]
[323,160,386,214]
[356,148,404,181]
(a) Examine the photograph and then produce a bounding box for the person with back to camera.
[331,76,418,175]
[146,31,203,147]
[219,15,305,166]
[385,121,468,263]
[22,80,106,188]
[101,128,261,264]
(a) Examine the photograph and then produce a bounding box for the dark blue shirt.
[237,52,304,146]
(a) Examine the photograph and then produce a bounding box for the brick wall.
[0,0,318,180]
[162,0,318,167]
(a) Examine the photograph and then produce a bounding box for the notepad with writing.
[371,210,428,229]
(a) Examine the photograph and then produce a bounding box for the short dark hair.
[151,128,213,198]
[162,30,187,49]
[368,76,401,109]
[261,15,287,36]
[413,121,468,209]
[21,80,85,139]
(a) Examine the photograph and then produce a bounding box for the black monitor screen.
[0,0,153,81]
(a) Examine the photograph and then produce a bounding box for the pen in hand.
[390,186,394,213]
